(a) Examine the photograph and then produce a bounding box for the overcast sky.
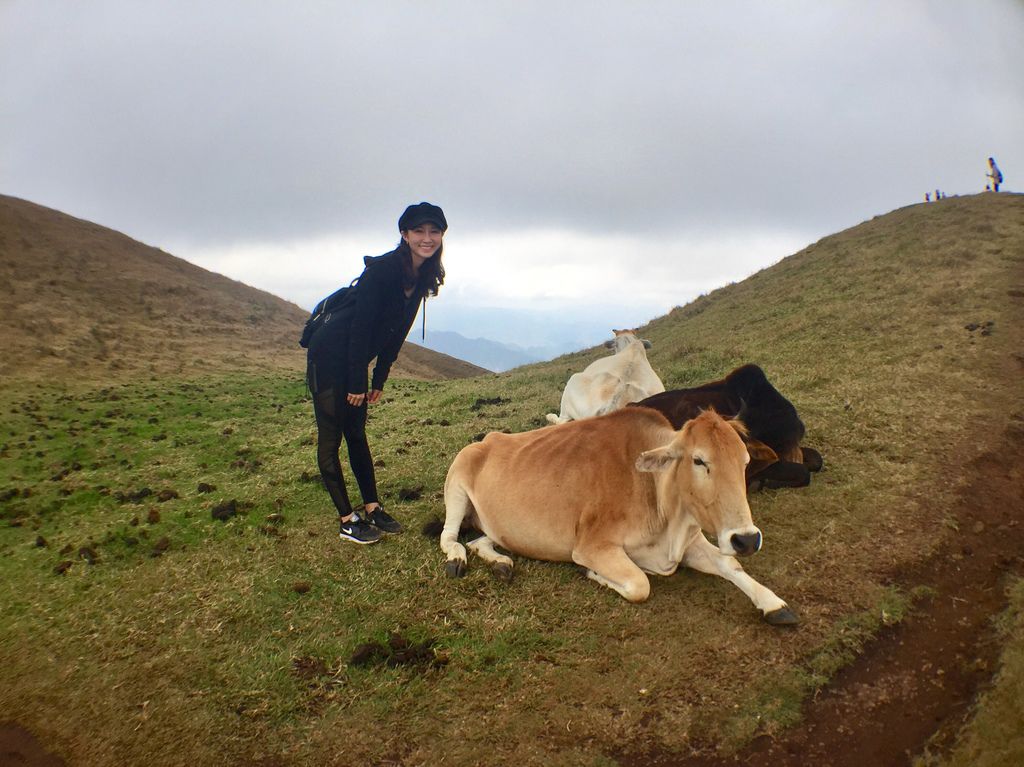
[2,1,1022,348]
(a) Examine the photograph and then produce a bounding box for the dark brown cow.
[632,364,822,490]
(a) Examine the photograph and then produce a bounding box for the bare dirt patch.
[0,721,66,767]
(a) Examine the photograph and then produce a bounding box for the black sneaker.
[338,515,382,544]
[363,506,402,534]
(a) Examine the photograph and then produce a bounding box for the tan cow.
[545,329,665,425]
[440,407,798,624]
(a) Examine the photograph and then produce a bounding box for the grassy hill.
[0,194,486,382]
[0,193,1021,766]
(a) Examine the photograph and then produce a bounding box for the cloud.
[3,1,1022,247]
[1,0,1022,353]
[183,226,808,320]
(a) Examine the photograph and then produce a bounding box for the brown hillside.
[0,195,486,383]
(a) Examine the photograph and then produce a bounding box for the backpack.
[298,255,378,348]
[997,168,1004,183]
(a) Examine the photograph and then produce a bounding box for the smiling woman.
[305,202,448,544]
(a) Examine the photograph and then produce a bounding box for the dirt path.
[714,421,1022,766]
[621,417,1024,767]
[0,721,67,767]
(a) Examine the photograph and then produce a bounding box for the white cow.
[546,329,665,425]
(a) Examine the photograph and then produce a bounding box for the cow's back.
[725,365,805,459]
[634,382,735,428]
[633,365,805,457]
[451,408,674,561]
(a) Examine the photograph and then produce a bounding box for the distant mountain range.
[419,330,574,372]
[419,303,668,373]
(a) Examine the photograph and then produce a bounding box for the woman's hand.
[347,389,383,406]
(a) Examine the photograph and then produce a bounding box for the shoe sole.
[338,532,381,544]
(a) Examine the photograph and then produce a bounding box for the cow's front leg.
[572,542,651,602]
[681,535,798,625]
[466,535,514,583]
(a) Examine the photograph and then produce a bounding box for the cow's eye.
[693,457,707,468]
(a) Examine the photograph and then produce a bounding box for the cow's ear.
[636,445,678,473]
[604,339,615,348]
[745,438,778,464]
[641,339,653,349]
[725,415,749,438]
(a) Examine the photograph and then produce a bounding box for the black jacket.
[307,251,422,394]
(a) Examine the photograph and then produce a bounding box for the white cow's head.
[604,328,652,352]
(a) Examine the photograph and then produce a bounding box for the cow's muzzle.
[730,531,762,557]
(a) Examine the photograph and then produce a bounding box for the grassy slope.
[0,193,486,383]
[0,194,1021,766]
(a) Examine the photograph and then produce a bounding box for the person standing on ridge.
[305,202,447,544]
[987,157,1003,192]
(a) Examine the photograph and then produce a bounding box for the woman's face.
[402,224,444,261]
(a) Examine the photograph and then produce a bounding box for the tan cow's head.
[635,410,773,557]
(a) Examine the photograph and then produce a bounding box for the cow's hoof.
[491,562,514,583]
[764,606,799,626]
[445,559,467,579]
[802,447,824,472]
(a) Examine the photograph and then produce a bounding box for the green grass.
[1,193,1023,765]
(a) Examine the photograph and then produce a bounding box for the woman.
[987,156,1003,192]
[306,202,447,544]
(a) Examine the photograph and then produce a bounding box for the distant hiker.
[935,188,941,201]
[987,157,1003,192]
[925,192,931,202]
[305,202,447,544]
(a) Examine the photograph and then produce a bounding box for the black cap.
[398,202,447,232]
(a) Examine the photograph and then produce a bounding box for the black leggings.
[311,383,379,518]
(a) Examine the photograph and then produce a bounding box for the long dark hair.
[395,239,445,298]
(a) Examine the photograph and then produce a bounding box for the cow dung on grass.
[349,633,446,671]
[211,500,237,521]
